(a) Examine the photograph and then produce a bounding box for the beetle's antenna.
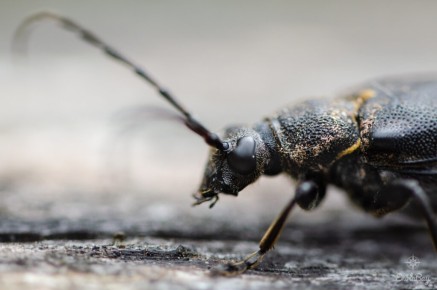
[13,11,227,151]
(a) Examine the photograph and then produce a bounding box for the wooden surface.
[0,184,436,290]
[1,1,437,289]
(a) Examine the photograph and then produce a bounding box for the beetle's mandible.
[14,12,437,275]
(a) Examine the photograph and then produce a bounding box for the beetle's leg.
[213,195,298,276]
[214,177,326,275]
[386,180,437,251]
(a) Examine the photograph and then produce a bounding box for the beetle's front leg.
[214,174,326,275]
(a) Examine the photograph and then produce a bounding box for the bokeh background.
[1,0,437,234]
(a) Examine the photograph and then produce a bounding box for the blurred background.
[1,0,437,234]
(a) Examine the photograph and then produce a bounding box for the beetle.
[14,12,437,275]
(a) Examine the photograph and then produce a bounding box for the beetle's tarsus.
[212,251,265,276]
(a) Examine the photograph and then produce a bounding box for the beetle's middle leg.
[215,174,326,275]
[357,177,437,251]
[378,180,437,251]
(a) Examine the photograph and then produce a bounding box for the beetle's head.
[193,126,270,208]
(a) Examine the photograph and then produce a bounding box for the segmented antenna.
[13,11,227,151]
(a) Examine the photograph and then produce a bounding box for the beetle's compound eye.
[227,136,257,175]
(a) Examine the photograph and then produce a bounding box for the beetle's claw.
[211,262,247,276]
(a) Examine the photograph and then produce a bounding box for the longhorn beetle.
[14,12,437,275]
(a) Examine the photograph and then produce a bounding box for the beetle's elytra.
[15,12,437,275]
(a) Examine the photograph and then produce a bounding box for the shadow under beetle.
[14,12,437,275]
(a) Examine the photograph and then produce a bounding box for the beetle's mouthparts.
[192,190,219,208]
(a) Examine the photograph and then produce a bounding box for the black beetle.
[14,12,437,275]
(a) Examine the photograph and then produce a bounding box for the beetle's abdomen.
[270,99,360,175]
[358,79,437,168]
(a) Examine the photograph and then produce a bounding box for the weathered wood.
[0,192,436,290]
